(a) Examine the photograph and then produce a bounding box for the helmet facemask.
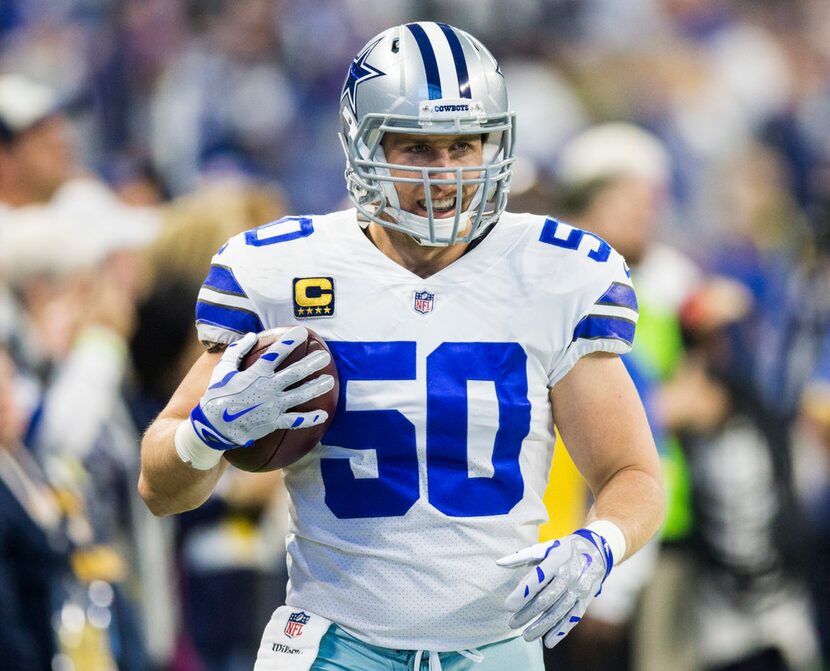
[339,23,516,247]
[341,109,515,246]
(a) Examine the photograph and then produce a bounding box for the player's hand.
[496,528,614,648]
[189,326,335,451]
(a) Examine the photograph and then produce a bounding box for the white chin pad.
[401,210,470,246]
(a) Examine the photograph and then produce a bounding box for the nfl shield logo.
[413,290,435,314]
[284,611,310,638]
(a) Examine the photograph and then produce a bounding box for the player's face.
[381,133,484,220]
[585,176,661,265]
[8,116,75,201]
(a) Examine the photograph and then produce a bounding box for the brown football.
[222,327,339,472]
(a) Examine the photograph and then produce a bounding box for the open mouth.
[418,197,458,217]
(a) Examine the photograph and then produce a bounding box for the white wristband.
[174,420,224,470]
[585,520,627,565]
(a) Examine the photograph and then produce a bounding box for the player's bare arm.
[498,351,664,647]
[551,351,665,560]
[139,350,228,516]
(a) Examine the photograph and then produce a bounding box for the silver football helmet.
[339,22,516,246]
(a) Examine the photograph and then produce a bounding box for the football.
[222,327,339,472]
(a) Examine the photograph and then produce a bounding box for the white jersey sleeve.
[540,217,638,386]
[193,215,329,347]
[194,234,265,347]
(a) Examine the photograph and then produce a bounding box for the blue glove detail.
[188,404,249,450]
[572,528,614,587]
[497,527,613,648]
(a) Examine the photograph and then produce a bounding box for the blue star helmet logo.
[342,38,385,117]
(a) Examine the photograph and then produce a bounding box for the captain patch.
[293,277,335,319]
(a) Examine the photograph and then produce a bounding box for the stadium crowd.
[0,0,828,669]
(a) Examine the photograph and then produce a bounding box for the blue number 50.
[321,341,531,519]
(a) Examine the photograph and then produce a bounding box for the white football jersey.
[195,209,637,651]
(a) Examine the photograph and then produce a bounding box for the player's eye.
[451,140,479,155]
[407,143,429,154]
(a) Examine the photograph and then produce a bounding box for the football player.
[139,22,664,671]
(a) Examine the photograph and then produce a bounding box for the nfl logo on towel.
[284,611,310,638]
[413,290,434,314]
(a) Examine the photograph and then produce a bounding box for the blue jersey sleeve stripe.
[572,315,636,346]
[437,23,471,99]
[203,264,247,297]
[406,23,443,99]
[196,301,264,335]
[595,282,638,312]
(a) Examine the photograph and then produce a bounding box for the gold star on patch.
[315,307,323,314]
[323,306,331,314]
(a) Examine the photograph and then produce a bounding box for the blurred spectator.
[539,121,823,671]
[0,72,166,671]
[0,70,161,216]
[150,0,298,198]
[0,74,75,209]
[0,73,159,374]
[799,344,830,664]
[0,347,70,671]
[674,296,822,671]
[1,337,148,671]
[13,237,156,671]
[798,179,830,664]
[668,140,822,670]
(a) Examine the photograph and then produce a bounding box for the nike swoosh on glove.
[496,528,614,648]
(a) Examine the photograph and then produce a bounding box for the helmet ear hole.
[391,38,400,53]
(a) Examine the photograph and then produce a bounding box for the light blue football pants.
[310,624,544,671]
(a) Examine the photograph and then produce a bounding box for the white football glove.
[497,528,615,648]
[175,326,335,469]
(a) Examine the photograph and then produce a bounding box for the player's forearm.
[138,416,226,517]
[586,465,665,563]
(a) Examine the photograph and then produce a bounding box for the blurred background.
[0,0,829,670]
